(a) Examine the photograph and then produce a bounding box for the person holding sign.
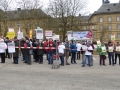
[0,39,7,63]
[97,42,107,66]
[106,41,115,66]
[114,42,120,65]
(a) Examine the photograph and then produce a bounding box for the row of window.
[99,16,120,22]
[83,25,120,30]
[93,34,120,38]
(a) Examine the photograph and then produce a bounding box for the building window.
[118,33,120,38]
[100,26,103,30]
[91,26,94,29]
[117,25,120,29]
[99,18,103,22]
[108,34,111,38]
[83,26,86,30]
[108,17,111,22]
[108,25,112,30]
[117,16,120,21]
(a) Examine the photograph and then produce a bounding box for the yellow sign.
[29,30,33,39]
[6,32,15,39]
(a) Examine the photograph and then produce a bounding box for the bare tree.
[0,0,12,36]
[47,0,88,40]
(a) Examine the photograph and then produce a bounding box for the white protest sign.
[67,31,72,40]
[8,43,15,53]
[8,28,14,32]
[53,35,59,40]
[0,43,6,53]
[35,28,43,39]
[45,30,53,37]
[17,32,23,40]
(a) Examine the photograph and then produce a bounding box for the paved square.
[0,55,120,90]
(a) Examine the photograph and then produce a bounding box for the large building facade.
[88,0,120,42]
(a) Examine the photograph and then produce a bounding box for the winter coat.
[37,42,44,55]
[70,43,77,52]
[97,45,107,55]
[13,40,19,57]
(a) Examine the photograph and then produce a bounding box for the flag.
[86,30,92,38]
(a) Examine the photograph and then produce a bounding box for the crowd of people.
[0,36,120,67]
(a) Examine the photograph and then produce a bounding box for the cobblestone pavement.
[0,55,120,90]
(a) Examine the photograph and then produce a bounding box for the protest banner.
[6,32,15,39]
[17,32,23,40]
[0,43,7,53]
[45,30,53,37]
[53,35,60,40]
[67,31,72,40]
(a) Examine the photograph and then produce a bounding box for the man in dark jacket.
[65,40,70,65]
[13,39,19,64]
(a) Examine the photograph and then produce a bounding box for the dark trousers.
[77,51,80,60]
[13,57,18,64]
[115,53,120,64]
[100,55,106,65]
[59,56,64,65]
[1,53,5,63]
[6,49,11,58]
[26,54,31,64]
[108,53,114,65]
[38,55,43,63]
[71,52,76,63]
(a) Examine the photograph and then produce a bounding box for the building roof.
[94,3,120,14]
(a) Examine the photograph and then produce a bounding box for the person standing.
[37,40,44,64]
[13,39,19,64]
[76,42,82,60]
[58,42,65,66]
[106,41,115,66]
[97,42,107,66]
[44,38,55,65]
[82,42,93,67]
[0,39,7,63]
[70,40,77,64]
[114,42,120,65]
[65,40,70,65]
[81,41,86,62]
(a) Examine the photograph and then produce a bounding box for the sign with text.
[8,28,14,32]
[35,29,43,39]
[0,43,7,53]
[8,43,15,53]
[111,34,115,41]
[97,40,101,47]
[73,30,92,40]
[17,32,23,40]
[45,30,53,37]
[53,35,60,40]
[67,31,72,40]
[6,32,15,39]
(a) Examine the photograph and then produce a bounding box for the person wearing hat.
[82,42,93,67]
[0,39,7,63]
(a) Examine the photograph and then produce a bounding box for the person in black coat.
[37,40,44,64]
[13,39,19,64]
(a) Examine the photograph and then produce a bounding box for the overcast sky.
[42,0,119,14]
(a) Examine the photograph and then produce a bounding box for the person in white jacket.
[0,39,7,63]
[58,42,65,66]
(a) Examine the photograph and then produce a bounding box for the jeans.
[13,57,18,64]
[59,56,64,65]
[48,52,53,64]
[108,53,114,65]
[71,52,76,63]
[83,55,92,66]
